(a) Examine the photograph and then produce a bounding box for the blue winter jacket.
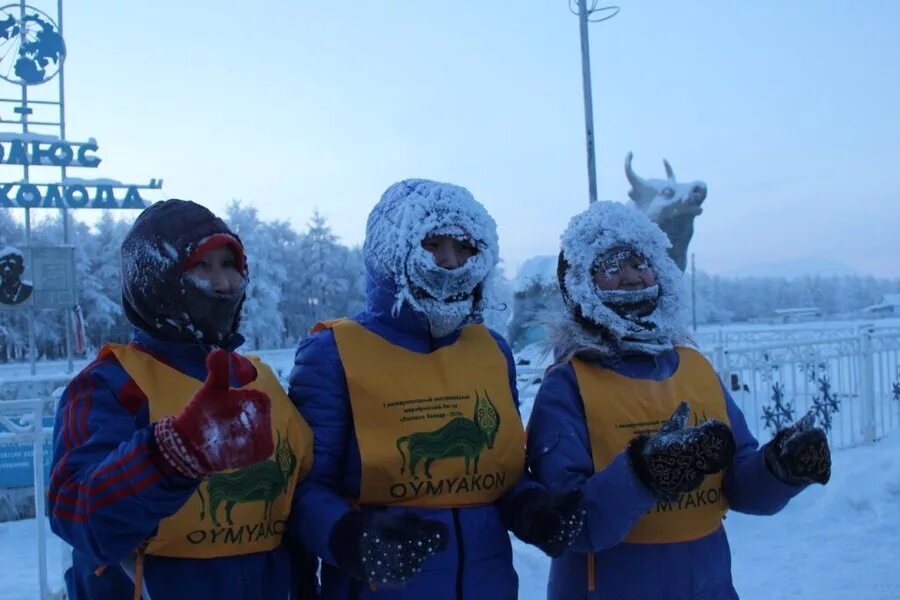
[288,278,531,600]
[526,350,806,600]
[49,329,311,600]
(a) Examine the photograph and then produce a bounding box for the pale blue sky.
[14,1,900,277]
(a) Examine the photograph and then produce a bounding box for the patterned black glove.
[506,488,585,557]
[628,402,736,502]
[329,510,447,586]
[764,409,831,485]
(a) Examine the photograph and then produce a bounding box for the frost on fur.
[551,201,689,360]
[362,179,499,331]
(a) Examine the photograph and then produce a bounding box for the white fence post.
[709,328,726,377]
[0,398,55,599]
[33,402,49,600]
[713,344,726,378]
[859,327,877,445]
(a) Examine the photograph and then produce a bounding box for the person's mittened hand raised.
[154,349,274,479]
[764,409,831,486]
[627,402,736,502]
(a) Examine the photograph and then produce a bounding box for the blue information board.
[0,418,54,488]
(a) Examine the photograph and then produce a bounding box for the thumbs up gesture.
[154,349,274,479]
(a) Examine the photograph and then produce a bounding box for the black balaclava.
[120,199,248,346]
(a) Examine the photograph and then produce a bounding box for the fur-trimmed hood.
[362,179,499,330]
[552,201,688,361]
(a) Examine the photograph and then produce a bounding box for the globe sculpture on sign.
[0,5,66,85]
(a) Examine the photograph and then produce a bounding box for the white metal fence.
[694,322,900,350]
[514,325,900,450]
[704,326,900,449]
[0,398,64,599]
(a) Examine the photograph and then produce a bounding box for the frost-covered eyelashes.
[405,232,491,337]
[593,246,650,277]
[406,245,485,303]
[591,246,656,292]
[421,235,477,271]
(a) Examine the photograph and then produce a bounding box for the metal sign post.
[0,4,165,596]
[0,0,163,374]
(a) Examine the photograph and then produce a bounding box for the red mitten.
[154,349,274,479]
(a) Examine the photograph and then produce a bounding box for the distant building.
[772,307,822,324]
[863,294,900,317]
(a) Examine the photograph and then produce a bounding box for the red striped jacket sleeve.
[49,353,199,564]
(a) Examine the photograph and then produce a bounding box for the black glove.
[285,534,321,600]
[628,402,736,502]
[329,510,448,586]
[764,409,831,485]
[506,488,585,557]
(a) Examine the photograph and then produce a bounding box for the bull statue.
[625,152,707,271]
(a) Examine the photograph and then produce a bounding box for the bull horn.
[663,159,676,181]
[624,152,645,191]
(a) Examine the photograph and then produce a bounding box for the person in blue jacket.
[526,200,832,600]
[49,199,316,600]
[289,179,584,599]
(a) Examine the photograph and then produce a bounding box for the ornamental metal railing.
[0,397,65,599]
[513,325,900,450]
[705,326,900,449]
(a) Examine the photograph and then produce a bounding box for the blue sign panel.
[0,137,163,209]
[0,182,154,209]
[0,139,101,167]
[0,436,53,488]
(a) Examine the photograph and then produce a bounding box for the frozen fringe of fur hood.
[551,201,689,361]
[362,178,499,324]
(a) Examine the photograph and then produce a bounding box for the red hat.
[185,233,247,274]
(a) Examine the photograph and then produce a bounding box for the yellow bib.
[324,319,525,508]
[108,344,313,559]
[572,347,730,544]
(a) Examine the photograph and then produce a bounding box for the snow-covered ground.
[2,326,900,599]
[727,430,900,599]
[2,431,898,598]
[0,517,67,600]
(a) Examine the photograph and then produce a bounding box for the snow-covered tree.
[226,201,287,350]
[78,212,131,348]
[286,210,364,339]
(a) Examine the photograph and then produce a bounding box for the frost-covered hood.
[362,179,499,333]
[120,199,247,346]
[552,201,688,360]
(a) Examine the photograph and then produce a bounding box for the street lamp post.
[577,0,597,205]
[570,1,619,205]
